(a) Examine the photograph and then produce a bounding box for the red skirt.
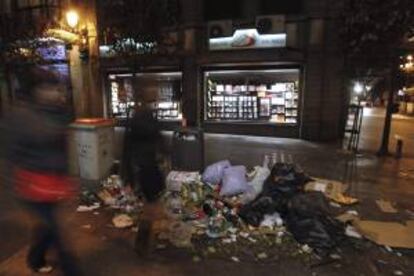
[14,168,78,202]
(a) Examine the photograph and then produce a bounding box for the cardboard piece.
[336,212,359,223]
[354,220,414,249]
[376,199,398,213]
[305,178,358,205]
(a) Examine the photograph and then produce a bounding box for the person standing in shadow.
[124,78,167,256]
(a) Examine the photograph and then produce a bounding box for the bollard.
[395,138,403,159]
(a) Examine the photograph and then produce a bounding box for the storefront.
[106,70,183,129]
[99,13,344,141]
[202,67,302,137]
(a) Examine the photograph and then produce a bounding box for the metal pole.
[378,57,398,156]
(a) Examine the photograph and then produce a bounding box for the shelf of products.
[154,101,182,120]
[205,70,300,124]
[109,73,183,121]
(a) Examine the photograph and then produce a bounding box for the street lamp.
[353,82,364,94]
[66,10,79,29]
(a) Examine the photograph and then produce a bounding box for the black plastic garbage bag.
[287,192,332,218]
[268,163,311,185]
[238,196,280,227]
[239,163,312,226]
[285,192,346,252]
[261,163,312,200]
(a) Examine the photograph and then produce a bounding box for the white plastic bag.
[220,166,248,197]
[240,166,270,204]
[202,160,231,185]
[248,166,270,194]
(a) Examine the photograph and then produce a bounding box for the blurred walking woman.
[4,66,80,275]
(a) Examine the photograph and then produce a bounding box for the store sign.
[37,44,67,61]
[209,29,286,51]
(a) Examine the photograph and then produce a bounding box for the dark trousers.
[131,164,165,203]
[23,201,81,275]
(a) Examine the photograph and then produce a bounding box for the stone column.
[301,0,344,141]
[69,45,89,118]
[179,0,204,127]
[68,0,103,118]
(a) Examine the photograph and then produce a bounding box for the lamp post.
[66,10,79,29]
[377,51,410,156]
[65,9,89,60]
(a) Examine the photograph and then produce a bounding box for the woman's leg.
[25,202,81,275]
[26,202,55,271]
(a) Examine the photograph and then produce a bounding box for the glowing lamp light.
[353,82,363,94]
[407,55,413,61]
[66,10,79,28]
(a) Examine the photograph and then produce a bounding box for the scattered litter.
[240,232,249,238]
[346,210,359,216]
[156,244,167,250]
[81,224,91,229]
[166,171,200,192]
[301,244,312,254]
[112,214,134,228]
[354,220,414,249]
[330,202,341,208]
[260,212,283,228]
[345,225,362,239]
[396,252,402,257]
[376,199,398,213]
[305,178,358,205]
[207,247,216,254]
[76,203,100,212]
[394,270,404,276]
[248,237,257,243]
[78,161,414,264]
[329,253,342,260]
[168,221,193,248]
[228,227,238,234]
[257,252,268,259]
[336,212,359,223]
[385,246,393,253]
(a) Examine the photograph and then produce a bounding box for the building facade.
[1,0,347,141]
[97,0,346,141]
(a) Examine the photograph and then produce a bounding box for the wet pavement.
[359,107,414,158]
[1,134,414,275]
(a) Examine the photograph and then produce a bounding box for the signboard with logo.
[209,29,286,51]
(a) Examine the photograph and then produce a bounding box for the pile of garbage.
[160,159,360,258]
[77,174,142,229]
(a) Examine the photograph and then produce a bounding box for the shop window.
[205,69,300,124]
[109,72,182,121]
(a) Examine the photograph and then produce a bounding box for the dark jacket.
[4,103,73,174]
[128,107,163,166]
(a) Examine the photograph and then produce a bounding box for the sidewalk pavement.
[1,135,414,275]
